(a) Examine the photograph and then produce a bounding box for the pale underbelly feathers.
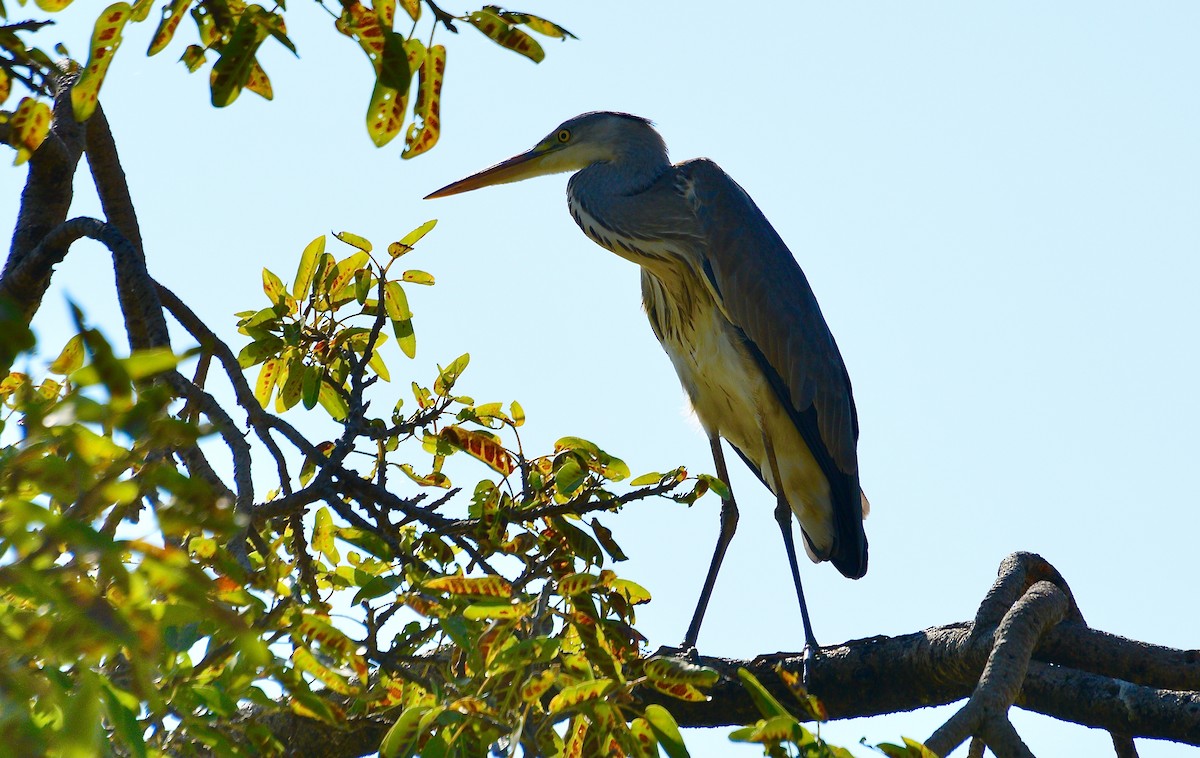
[568,198,837,560]
[644,273,835,560]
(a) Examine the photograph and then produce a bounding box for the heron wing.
[679,159,866,576]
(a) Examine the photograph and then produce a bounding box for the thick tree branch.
[3,72,85,321]
[216,553,1198,757]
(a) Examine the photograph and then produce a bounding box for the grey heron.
[426,112,868,654]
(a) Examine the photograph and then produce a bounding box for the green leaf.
[325,251,371,296]
[510,400,525,426]
[262,267,291,310]
[644,657,719,687]
[727,714,802,745]
[302,364,322,409]
[383,281,412,320]
[397,219,437,250]
[643,705,689,758]
[553,455,587,497]
[698,473,731,501]
[293,235,325,299]
[737,668,790,719]
[392,318,416,358]
[335,230,373,253]
[379,705,430,758]
[433,353,469,396]
[210,6,270,107]
[317,379,349,420]
[312,506,339,563]
[401,269,435,286]
[591,518,627,561]
[124,347,181,379]
[551,516,603,566]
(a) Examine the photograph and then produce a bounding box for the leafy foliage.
[0,228,755,756]
[0,1,575,159]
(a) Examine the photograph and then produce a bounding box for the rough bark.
[209,554,1199,757]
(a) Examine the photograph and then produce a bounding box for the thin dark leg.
[762,432,819,651]
[681,435,739,651]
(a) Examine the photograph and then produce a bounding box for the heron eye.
[557,129,571,143]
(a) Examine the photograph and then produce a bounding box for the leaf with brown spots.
[467,8,544,62]
[148,0,193,55]
[209,6,270,107]
[366,33,418,147]
[401,44,445,159]
[9,98,52,165]
[548,679,613,714]
[424,574,511,598]
[72,3,132,122]
[439,426,516,476]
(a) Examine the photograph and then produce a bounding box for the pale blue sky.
[3,2,1198,756]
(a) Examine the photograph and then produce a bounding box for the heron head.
[425,112,665,199]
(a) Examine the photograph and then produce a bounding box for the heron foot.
[801,643,816,690]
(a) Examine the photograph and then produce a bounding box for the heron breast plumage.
[568,193,837,558]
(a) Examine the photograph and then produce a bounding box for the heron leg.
[680,435,739,652]
[762,432,819,654]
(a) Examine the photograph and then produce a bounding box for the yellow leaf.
[34,0,75,10]
[395,221,435,250]
[398,0,419,22]
[548,679,613,714]
[424,575,511,598]
[148,0,192,55]
[557,572,599,596]
[9,98,52,165]
[439,425,515,476]
[72,3,132,122]
[336,0,386,71]
[644,656,719,687]
[379,705,429,758]
[366,35,421,147]
[520,667,556,703]
[246,59,273,100]
[293,647,354,696]
[0,69,11,108]
[646,679,710,703]
[401,45,445,159]
[383,281,412,320]
[610,578,651,605]
[48,334,85,375]
[375,0,395,29]
[294,236,325,299]
[335,231,373,253]
[255,357,281,407]
[467,9,544,62]
[564,716,588,758]
[317,379,349,420]
[401,269,435,285]
[462,600,533,620]
[326,251,370,295]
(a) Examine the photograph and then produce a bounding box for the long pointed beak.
[425,146,556,199]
